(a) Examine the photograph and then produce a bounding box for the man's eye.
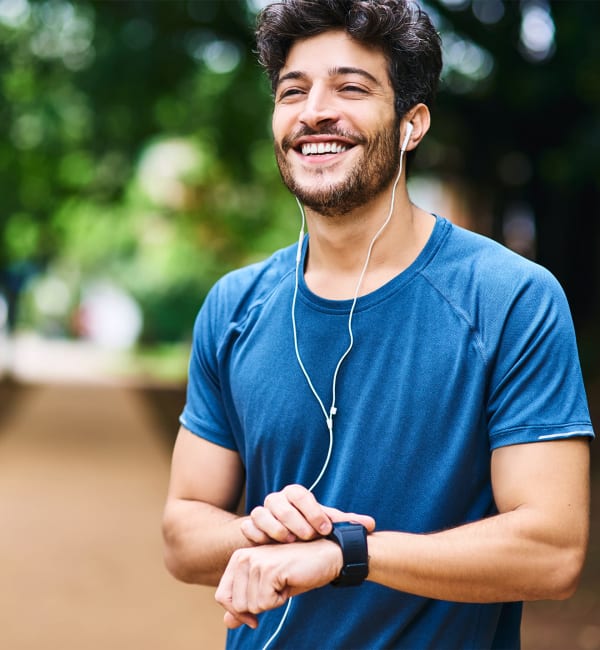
[341,85,367,94]
[279,88,304,100]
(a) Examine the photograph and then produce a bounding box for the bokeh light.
[520,1,556,62]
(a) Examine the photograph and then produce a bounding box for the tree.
[423,0,600,376]
[1,0,597,372]
[0,0,292,341]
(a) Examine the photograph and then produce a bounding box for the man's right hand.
[240,484,376,544]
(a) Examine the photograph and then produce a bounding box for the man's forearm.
[367,508,587,603]
[162,498,253,585]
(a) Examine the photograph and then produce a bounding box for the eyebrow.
[330,66,381,86]
[276,66,382,88]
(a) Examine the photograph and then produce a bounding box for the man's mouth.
[300,141,350,156]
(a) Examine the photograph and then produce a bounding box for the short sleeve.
[486,267,594,450]
[179,283,238,451]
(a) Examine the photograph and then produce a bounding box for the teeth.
[301,142,348,156]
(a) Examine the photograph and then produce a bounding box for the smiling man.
[274,32,403,217]
[162,2,593,649]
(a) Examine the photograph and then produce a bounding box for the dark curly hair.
[255,0,442,119]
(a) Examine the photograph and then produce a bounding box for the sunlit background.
[0,1,598,649]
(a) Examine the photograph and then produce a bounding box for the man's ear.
[401,103,431,152]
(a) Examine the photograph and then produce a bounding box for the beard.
[274,118,401,217]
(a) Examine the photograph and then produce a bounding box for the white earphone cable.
[262,143,407,650]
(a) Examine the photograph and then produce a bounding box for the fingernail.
[319,521,331,534]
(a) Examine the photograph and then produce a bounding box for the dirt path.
[0,382,225,650]
[0,379,597,650]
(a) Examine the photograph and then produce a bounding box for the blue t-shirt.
[181,216,593,649]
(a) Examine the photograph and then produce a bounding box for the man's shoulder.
[432,220,561,296]
[421,219,570,344]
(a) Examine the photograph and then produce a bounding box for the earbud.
[401,121,413,153]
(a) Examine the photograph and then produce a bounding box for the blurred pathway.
[0,371,598,649]
[0,382,225,650]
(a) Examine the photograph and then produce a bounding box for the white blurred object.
[137,138,202,210]
[520,2,556,62]
[0,292,10,374]
[79,282,143,350]
[0,292,7,331]
[32,275,71,318]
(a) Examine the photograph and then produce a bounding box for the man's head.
[256,0,442,122]
[256,0,442,216]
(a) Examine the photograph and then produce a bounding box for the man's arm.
[162,426,250,586]
[215,438,590,625]
[162,427,376,589]
[367,438,590,602]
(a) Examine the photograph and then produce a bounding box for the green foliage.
[0,0,296,342]
[1,0,598,348]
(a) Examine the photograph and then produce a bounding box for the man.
[162,1,594,648]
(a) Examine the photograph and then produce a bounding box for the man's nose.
[298,86,340,130]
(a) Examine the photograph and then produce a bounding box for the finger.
[257,567,290,615]
[240,516,277,545]
[322,506,376,532]
[274,484,331,538]
[230,553,250,617]
[216,552,254,628]
[214,563,233,611]
[248,506,297,543]
[224,610,257,630]
[246,556,262,616]
[263,491,320,540]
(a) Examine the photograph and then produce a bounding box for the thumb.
[322,506,376,532]
[223,611,257,630]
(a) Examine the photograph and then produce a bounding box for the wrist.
[316,537,345,583]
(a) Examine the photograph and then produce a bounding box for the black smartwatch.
[327,522,369,587]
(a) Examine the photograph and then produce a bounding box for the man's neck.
[302,188,435,300]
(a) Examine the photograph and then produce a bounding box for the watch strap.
[327,522,369,587]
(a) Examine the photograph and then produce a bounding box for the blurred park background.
[0,0,598,648]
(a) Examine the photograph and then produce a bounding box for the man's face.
[272,30,400,217]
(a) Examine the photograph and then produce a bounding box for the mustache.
[281,126,367,152]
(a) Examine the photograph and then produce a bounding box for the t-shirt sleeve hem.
[179,411,238,451]
[490,422,594,450]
